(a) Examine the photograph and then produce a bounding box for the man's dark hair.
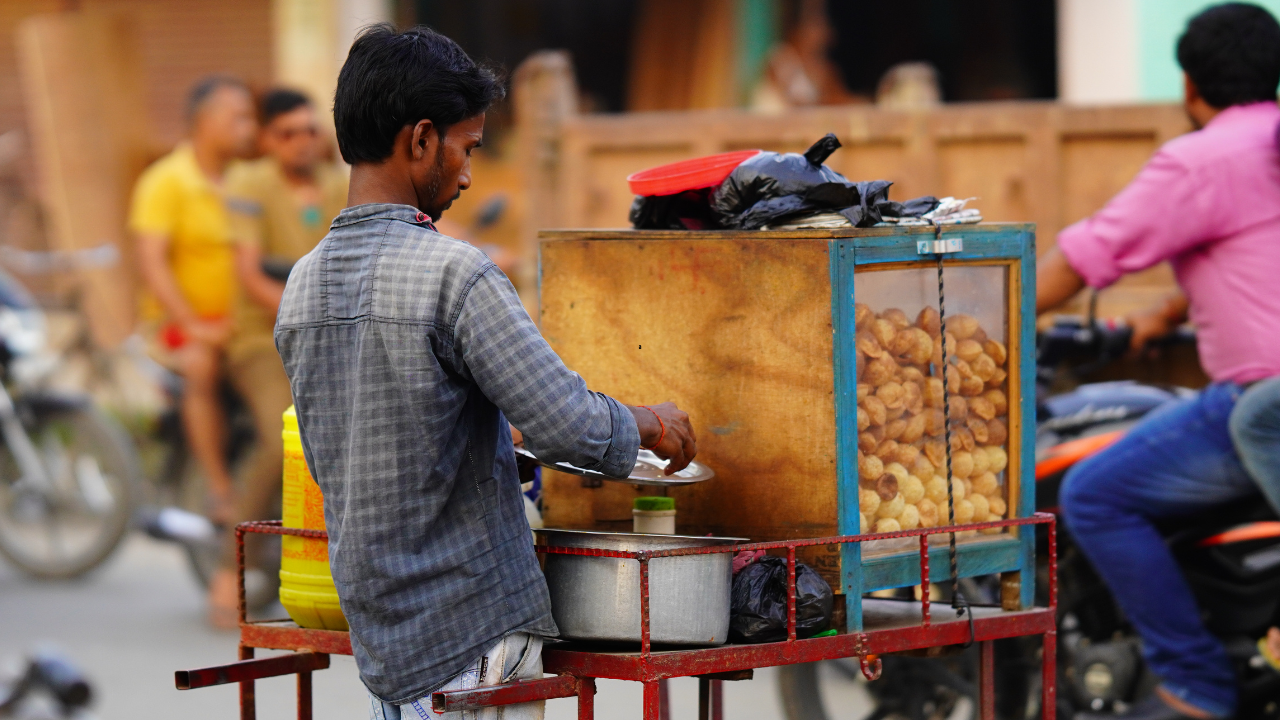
[1177,3,1280,107]
[186,74,250,124]
[261,88,312,125]
[333,24,504,164]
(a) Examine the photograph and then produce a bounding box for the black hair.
[261,88,312,125]
[334,24,504,164]
[186,74,250,124]
[1177,3,1280,107]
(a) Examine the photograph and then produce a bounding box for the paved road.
[0,533,873,719]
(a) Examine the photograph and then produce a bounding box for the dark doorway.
[825,0,1058,101]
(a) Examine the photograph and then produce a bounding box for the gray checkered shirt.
[275,204,640,704]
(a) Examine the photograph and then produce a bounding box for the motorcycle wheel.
[0,405,140,579]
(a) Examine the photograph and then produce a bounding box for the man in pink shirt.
[1037,5,1280,719]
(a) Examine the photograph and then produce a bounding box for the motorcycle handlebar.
[1036,317,1195,372]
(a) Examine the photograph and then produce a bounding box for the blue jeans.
[369,633,544,720]
[1061,382,1256,718]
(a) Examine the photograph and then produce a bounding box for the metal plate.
[514,447,715,486]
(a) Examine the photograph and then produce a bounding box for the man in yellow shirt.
[209,89,347,623]
[130,76,257,546]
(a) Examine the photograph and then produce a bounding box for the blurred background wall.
[0,0,1254,381]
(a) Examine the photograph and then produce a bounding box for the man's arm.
[453,265,696,476]
[136,233,229,345]
[234,243,285,316]
[1035,247,1086,314]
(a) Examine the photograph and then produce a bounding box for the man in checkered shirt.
[275,24,698,720]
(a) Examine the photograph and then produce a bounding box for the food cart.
[175,223,1058,720]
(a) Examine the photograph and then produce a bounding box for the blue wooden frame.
[831,224,1037,631]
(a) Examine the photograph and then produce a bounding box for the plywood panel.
[539,236,839,552]
[829,141,910,198]
[1060,133,1157,239]
[937,138,1032,223]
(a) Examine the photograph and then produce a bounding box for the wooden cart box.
[538,224,1036,626]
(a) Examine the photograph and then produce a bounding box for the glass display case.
[537,223,1037,632]
[853,265,1012,554]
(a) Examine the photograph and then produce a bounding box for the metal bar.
[238,646,254,720]
[786,546,798,642]
[297,671,312,720]
[643,681,661,720]
[240,624,354,655]
[1048,515,1058,609]
[1042,631,1057,720]
[533,513,1056,560]
[711,679,723,720]
[978,641,995,720]
[658,678,671,720]
[176,652,330,690]
[919,534,930,626]
[237,520,327,539]
[430,675,580,712]
[543,608,1056,681]
[640,554,652,659]
[698,678,709,720]
[236,527,248,626]
[578,677,595,720]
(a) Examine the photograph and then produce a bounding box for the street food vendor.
[274,24,697,720]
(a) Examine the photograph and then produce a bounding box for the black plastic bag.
[729,555,834,643]
[710,134,884,229]
[710,134,945,229]
[629,188,719,230]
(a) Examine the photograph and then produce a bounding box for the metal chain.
[934,227,970,622]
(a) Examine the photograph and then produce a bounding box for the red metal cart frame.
[176,514,1058,720]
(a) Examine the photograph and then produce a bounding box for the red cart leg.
[1042,631,1057,720]
[979,640,995,720]
[659,678,671,720]
[577,677,595,720]
[643,681,661,720]
[697,677,725,720]
[297,670,312,720]
[239,646,255,720]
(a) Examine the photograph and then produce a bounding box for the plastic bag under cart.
[729,555,834,643]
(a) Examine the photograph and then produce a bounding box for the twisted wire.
[934,229,968,622]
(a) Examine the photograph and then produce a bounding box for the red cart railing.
[176,513,1058,720]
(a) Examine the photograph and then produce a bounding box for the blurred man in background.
[130,76,257,550]
[204,89,348,626]
[1036,4,1280,718]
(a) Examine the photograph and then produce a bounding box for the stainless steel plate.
[514,447,715,486]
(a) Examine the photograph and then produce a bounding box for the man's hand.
[629,402,697,475]
[1124,292,1189,359]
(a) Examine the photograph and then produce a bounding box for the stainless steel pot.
[537,529,743,646]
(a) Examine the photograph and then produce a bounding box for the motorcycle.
[778,316,1280,719]
[0,267,142,579]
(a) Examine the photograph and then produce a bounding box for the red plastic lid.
[627,149,762,197]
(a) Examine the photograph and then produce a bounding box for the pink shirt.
[1058,102,1280,383]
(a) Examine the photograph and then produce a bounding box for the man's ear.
[409,119,435,161]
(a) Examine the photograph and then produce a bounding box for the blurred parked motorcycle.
[0,267,141,579]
